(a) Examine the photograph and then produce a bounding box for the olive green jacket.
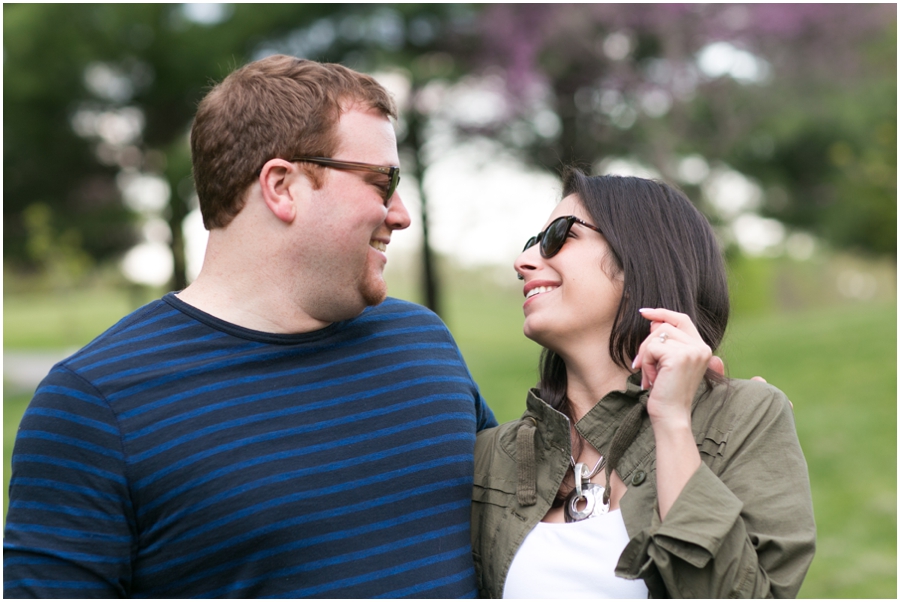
[471,375,816,598]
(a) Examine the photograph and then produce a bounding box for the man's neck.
[175,275,332,334]
[176,226,332,334]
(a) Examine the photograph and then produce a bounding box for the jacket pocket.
[472,472,517,507]
[471,473,517,598]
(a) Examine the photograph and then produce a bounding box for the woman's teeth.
[526,286,556,299]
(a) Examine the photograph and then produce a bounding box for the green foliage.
[734,45,898,255]
[4,5,140,267]
[469,4,897,257]
[2,4,361,278]
[3,3,486,298]
[731,66,897,256]
[21,203,94,286]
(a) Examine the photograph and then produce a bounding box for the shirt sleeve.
[616,384,816,598]
[474,391,498,432]
[439,317,497,432]
[4,365,134,598]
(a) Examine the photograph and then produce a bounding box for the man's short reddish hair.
[190,55,397,229]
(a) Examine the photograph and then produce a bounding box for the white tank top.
[502,509,649,599]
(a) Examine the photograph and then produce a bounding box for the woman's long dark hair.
[538,169,731,421]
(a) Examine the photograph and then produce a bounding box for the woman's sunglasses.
[522,215,603,258]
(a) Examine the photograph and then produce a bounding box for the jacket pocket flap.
[472,472,516,505]
[696,426,729,457]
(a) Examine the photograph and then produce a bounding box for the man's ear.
[259,159,300,224]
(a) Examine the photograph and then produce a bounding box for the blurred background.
[3,4,896,597]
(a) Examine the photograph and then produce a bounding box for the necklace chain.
[570,454,605,479]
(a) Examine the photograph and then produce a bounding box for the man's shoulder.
[360,297,447,328]
[57,295,188,370]
[351,297,466,358]
[368,297,438,316]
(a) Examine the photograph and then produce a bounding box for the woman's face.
[514,194,624,355]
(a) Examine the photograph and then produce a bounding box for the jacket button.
[630,470,647,486]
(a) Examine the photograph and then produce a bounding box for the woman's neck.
[561,348,632,422]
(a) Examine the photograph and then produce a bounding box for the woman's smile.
[523,281,560,308]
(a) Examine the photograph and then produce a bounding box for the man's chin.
[362,279,388,307]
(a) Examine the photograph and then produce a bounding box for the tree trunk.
[405,103,441,317]
[167,177,189,292]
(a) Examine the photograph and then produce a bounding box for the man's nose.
[386,193,411,230]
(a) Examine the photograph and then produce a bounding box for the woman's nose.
[514,245,541,281]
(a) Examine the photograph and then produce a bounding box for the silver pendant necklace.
[563,454,610,523]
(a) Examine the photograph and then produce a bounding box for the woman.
[471,170,815,598]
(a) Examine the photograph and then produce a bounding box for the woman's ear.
[258,159,299,224]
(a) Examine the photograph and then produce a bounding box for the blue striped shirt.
[4,294,496,598]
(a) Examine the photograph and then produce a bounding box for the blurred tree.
[463,3,897,256]
[6,4,893,314]
[5,4,136,274]
[5,4,360,290]
[4,3,483,314]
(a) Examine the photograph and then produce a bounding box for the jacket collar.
[518,373,653,482]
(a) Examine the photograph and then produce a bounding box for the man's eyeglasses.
[522,215,602,258]
[292,157,400,205]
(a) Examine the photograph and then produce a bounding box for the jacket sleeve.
[4,365,134,598]
[616,383,816,598]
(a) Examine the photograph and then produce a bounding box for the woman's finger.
[639,308,702,338]
[633,311,710,389]
[646,322,690,345]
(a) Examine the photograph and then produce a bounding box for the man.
[4,55,496,598]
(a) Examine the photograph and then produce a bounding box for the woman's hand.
[632,307,708,519]
[631,308,711,426]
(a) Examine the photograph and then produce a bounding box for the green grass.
[717,304,897,598]
[3,282,896,598]
[4,285,159,349]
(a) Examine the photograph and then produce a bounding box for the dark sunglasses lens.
[541,217,571,258]
[523,235,539,252]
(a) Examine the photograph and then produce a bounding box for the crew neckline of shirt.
[163,291,351,345]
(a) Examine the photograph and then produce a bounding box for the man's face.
[292,106,410,322]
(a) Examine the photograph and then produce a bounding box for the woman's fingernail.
[631,358,637,369]
[639,308,651,313]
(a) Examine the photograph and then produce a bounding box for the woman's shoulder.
[474,415,534,476]
[476,417,521,438]
[697,377,796,437]
[720,377,792,410]
[475,418,519,455]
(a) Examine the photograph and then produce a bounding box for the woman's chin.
[522,320,540,343]
[523,321,554,350]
